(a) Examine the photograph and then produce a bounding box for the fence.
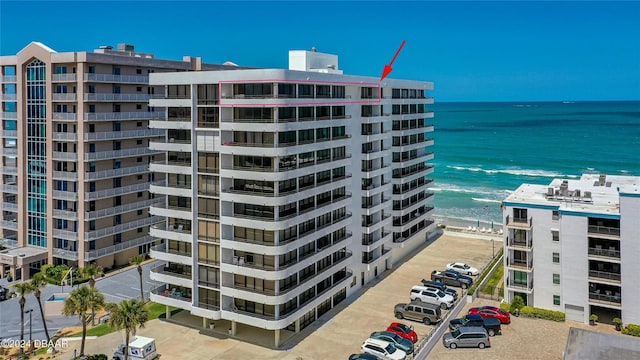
[477,285,505,301]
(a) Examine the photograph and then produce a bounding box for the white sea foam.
[471,198,502,204]
[428,185,512,196]
[448,165,579,178]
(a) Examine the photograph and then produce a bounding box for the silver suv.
[394,301,442,325]
[442,326,491,349]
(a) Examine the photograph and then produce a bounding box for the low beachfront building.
[502,173,640,325]
[146,48,435,347]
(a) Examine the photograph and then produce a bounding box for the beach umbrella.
[477,219,480,227]
[491,221,494,229]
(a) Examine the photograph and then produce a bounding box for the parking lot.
[429,297,620,360]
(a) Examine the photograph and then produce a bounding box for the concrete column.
[231,320,237,335]
[202,317,207,329]
[274,328,280,348]
[165,305,171,319]
[295,319,300,333]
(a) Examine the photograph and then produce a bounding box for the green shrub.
[85,355,108,360]
[622,324,640,337]
[499,301,511,312]
[510,295,525,313]
[518,306,565,322]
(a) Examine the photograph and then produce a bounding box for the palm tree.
[81,264,104,325]
[30,273,51,343]
[62,286,105,356]
[129,255,146,302]
[12,282,33,354]
[106,299,149,360]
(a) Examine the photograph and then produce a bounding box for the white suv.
[410,285,455,309]
[361,338,407,360]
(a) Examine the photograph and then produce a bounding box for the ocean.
[429,101,640,228]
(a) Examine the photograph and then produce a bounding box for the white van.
[410,285,455,309]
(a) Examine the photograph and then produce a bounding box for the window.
[552,210,559,220]
[553,295,560,305]
[113,141,121,150]
[552,252,560,263]
[552,230,559,242]
[136,69,142,74]
[137,139,143,145]
[553,273,560,284]
[137,209,143,216]
[89,144,95,153]
[88,65,96,74]
[136,104,142,110]
[137,121,142,127]
[89,104,95,113]
[113,178,122,188]
[114,233,122,244]
[113,122,121,131]
[113,67,121,75]
[89,220,96,231]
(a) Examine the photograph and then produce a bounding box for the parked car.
[446,262,479,276]
[410,286,455,309]
[420,280,458,300]
[0,286,9,301]
[442,326,491,349]
[469,306,511,324]
[449,313,502,336]
[386,322,419,343]
[370,331,414,355]
[348,353,383,360]
[361,338,406,360]
[431,270,473,289]
[394,301,442,326]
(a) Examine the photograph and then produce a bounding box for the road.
[0,260,161,342]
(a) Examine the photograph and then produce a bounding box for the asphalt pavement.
[0,260,161,342]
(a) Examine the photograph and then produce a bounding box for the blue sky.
[1,1,638,102]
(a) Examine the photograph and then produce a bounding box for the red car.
[468,306,511,324]
[387,322,418,343]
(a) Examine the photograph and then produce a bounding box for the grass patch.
[71,302,180,337]
[481,263,504,295]
[468,248,504,296]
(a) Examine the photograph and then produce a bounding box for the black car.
[449,313,502,336]
[0,286,8,301]
[420,279,458,300]
[348,353,382,360]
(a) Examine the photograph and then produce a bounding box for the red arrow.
[380,40,406,81]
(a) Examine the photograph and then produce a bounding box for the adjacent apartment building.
[147,49,435,346]
[0,42,235,280]
[503,173,640,325]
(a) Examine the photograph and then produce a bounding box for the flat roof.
[0,246,48,258]
[504,174,640,216]
[564,327,640,360]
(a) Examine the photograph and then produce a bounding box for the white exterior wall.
[620,194,640,324]
[558,215,589,321]
[529,207,561,310]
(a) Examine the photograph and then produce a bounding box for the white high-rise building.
[503,173,640,325]
[147,49,435,346]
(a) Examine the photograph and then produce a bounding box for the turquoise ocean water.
[429,101,640,228]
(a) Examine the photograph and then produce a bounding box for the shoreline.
[432,214,503,232]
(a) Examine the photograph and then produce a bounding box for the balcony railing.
[85,235,156,261]
[85,215,163,241]
[588,225,620,236]
[506,215,533,228]
[52,74,77,82]
[84,73,149,83]
[52,93,77,101]
[506,277,534,291]
[506,257,533,270]
[85,128,164,141]
[84,147,160,161]
[588,270,621,282]
[85,164,149,180]
[507,237,532,249]
[84,93,161,102]
[150,284,192,302]
[150,264,192,279]
[84,111,164,121]
[588,247,620,259]
[589,291,621,304]
[85,182,149,200]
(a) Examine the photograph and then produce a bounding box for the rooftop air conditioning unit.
[574,189,581,197]
[584,191,592,198]
[547,187,554,196]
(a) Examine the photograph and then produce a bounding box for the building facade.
[147,49,435,346]
[0,42,233,280]
[503,173,640,325]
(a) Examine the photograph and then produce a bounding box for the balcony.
[1,184,17,193]
[52,132,78,141]
[588,246,620,259]
[506,257,533,271]
[85,216,163,241]
[150,244,192,265]
[52,112,77,121]
[52,248,78,261]
[52,93,77,101]
[0,130,17,138]
[588,225,620,237]
[149,160,192,176]
[52,152,77,161]
[84,93,159,102]
[85,164,149,181]
[150,264,192,288]
[150,223,192,243]
[506,277,534,292]
[1,75,17,82]
[85,198,163,220]
[85,182,149,200]
[149,203,192,220]
[149,139,191,153]
[52,229,78,241]
[588,291,621,306]
[52,74,77,82]
[52,189,78,201]
[1,112,17,120]
[1,94,17,101]
[84,235,156,261]
[85,128,164,141]
[149,181,192,198]
[84,73,149,83]
[588,270,621,283]
[506,237,532,250]
[505,215,532,229]
[150,284,192,310]
[0,219,18,230]
[0,166,17,175]
[84,111,164,121]
[84,147,160,161]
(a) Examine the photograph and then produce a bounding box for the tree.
[12,282,33,354]
[30,273,51,343]
[106,299,149,360]
[129,255,146,302]
[81,264,104,325]
[62,286,105,356]
[510,295,525,315]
